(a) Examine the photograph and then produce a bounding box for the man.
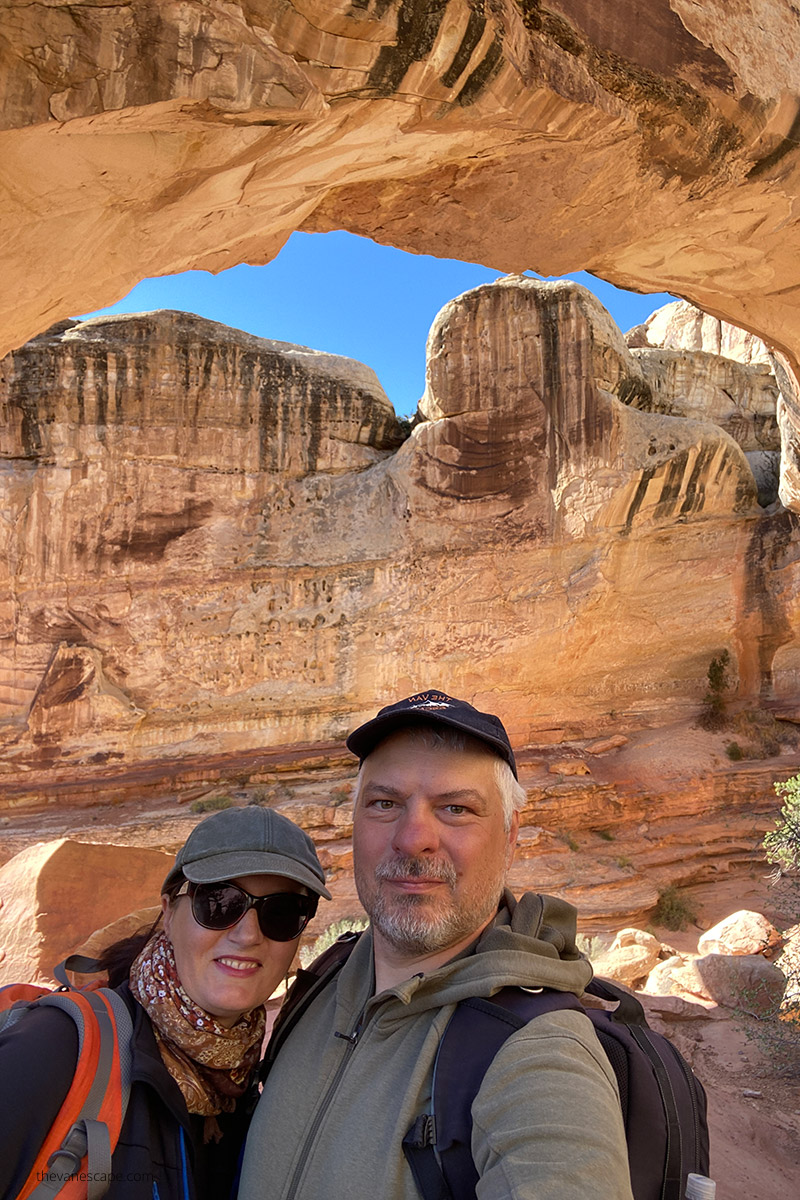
[239,690,633,1200]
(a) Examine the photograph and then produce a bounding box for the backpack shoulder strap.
[52,955,107,988]
[19,987,134,1200]
[403,988,581,1200]
[263,931,362,1076]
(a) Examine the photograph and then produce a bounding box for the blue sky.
[80,231,676,416]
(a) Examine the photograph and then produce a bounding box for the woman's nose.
[229,904,263,945]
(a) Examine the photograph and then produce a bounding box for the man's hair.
[353,721,526,831]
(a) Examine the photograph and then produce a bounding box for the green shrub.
[652,885,698,931]
[596,828,614,842]
[766,774,800,875]
[697,649,731,731]
[735,774,800,1076]
[726,741,744,760]
[190,794,234,814]
[563,834,580,852]
[299,916,369,967]
[616,855,633,870]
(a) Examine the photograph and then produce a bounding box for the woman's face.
[162,873,305,1026]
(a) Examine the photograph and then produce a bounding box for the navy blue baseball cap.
[346,689,518,779]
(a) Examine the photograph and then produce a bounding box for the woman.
[0,805,330,1200]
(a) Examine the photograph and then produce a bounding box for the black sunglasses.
[181,881,316,942]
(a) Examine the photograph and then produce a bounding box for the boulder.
[774,922,800,1007]
[593,927,662,988]
[0,839,174,985]
[640,955,691,998]
[641,950,786,1016]
[549,760,592,777]
[697,910,782,957]
[587,735,628,756]
[692,953,787,1017]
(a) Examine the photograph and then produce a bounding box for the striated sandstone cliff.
[2,2,800,510]
[1,277,798,801]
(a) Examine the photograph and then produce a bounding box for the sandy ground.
[645,874,799,1198]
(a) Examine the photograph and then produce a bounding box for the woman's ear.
[161,892,172,938]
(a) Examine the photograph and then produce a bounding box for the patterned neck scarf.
[129,931,265,1126]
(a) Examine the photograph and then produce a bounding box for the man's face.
[353,730,519,957]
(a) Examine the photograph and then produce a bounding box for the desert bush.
[723,709,789,760]
[299,916,369,968]
[190,794,234,814]
[652,885,698,931]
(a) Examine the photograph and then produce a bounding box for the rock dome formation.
[2,2,800,509]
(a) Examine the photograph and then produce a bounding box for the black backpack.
[268,935,709,1200]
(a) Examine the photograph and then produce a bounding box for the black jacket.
[0,985,253,1200]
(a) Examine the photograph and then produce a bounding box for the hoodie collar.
[334,890,592,1025]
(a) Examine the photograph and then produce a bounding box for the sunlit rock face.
[626,300,773,366]
[1,278,797,787]
[625,299,783,503]
[0,839,173,984]
[2,2,800,509]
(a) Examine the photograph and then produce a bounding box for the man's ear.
[506,811,520,868]
[160,892,172,938]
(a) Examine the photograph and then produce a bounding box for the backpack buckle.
[46,1122,88,1174]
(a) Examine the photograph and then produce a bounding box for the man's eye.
[445,804,466,815]
[371,798,395,810]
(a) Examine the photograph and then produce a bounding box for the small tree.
[765,774,800,877]
[697,649,731,731]
[737,774,800,1077]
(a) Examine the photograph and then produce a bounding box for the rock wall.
[2,2,800,509]
[1,278,798,795]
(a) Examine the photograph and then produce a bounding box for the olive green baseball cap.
[162,806,331,900]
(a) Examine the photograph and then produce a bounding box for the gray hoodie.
[239,891,634,1200]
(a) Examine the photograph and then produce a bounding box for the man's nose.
[391,802,439,856]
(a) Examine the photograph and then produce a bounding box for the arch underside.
[2,1,800,505]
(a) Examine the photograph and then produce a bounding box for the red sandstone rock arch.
[2,1,800,509]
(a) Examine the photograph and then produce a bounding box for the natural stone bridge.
[3,0,800,510]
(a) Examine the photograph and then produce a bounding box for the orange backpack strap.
[17,988,133,1200]
[0,983,53,1012]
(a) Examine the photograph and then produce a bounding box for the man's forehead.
[358,735,504,803]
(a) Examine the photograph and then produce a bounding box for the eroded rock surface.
[3,3,800,507]
[1,278,798,785]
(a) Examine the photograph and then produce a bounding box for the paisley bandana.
[129,930,266,1121]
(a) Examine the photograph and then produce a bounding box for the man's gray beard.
[358,855,503,957]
